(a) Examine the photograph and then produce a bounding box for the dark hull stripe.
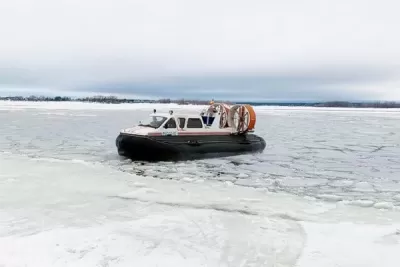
[148,131,232,136]
[115,133,266,162]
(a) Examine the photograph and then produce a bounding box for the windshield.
[139,115,167,129]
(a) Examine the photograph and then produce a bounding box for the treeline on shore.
[0,95,152,103]
[0,95,399,108]
[0,95,232,105]
[314,101,400,108]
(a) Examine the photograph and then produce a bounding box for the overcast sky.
[0,0,399,101]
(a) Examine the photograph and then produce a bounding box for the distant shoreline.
[1,96,400,108]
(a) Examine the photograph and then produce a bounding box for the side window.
[178,118,186,128]
[187,118,203,128]
[164,118,177,129]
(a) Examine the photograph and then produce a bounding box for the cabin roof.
[150,112,202,118]
[149,112,170,117]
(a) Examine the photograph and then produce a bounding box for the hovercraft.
[115,102,266,161]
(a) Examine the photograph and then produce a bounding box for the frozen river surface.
[0,101,400,267]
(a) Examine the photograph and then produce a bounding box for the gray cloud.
[0,0,400,100]
[0,62,399,101]
[74,65,399,101]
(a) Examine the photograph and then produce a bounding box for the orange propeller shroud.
[209,102,257,133]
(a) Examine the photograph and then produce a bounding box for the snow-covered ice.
[0,101,400,266]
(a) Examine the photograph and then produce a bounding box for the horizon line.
[1,94,400,104]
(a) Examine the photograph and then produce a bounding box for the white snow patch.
[352,181,375,192]
[375,183,400,193]
[374,202,395,210]
[296,222,400,267]
[316,194,343,202]
[237,173,249,179]
[330,180,354,187]
[279,177,328,187]
[347,200,376,208]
